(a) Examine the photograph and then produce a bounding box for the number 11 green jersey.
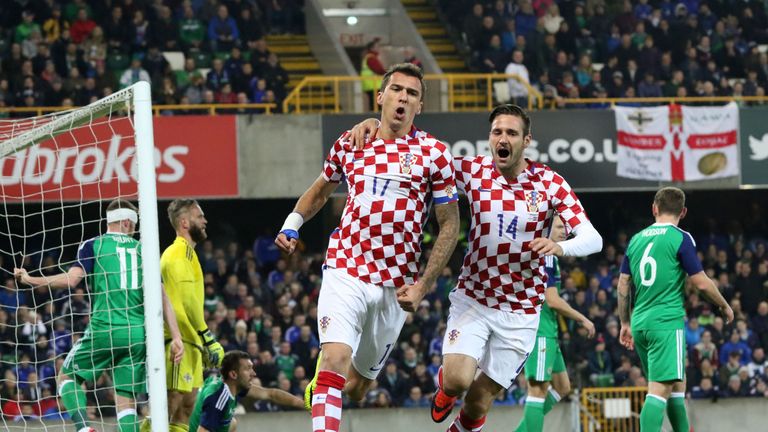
[620,223,702,331]
[73,232,144,330]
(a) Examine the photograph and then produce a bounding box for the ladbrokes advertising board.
[0,116,239,201]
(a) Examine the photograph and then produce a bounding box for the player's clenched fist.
[396,282,427,312]
[619,324,634,350]
[530,238,564,257]
[275,232,298,254]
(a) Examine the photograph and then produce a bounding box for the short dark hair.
[654,187,685,216]
[167,199,199,230]
[221,350,250,379]
[379,63,425,101]
[488,104,532,136]
[106,199,138,213]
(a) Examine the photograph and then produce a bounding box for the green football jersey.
[621,223,702,331]
[189,376,245,432]
[537,255,560,338]
[75,233,144,329]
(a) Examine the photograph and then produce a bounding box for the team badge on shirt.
[399,153,414,174]
[445,184,455,199]
[184,373,192,383]
[319,316,331,333]
[525,190,542,213]
[447,329,460,344]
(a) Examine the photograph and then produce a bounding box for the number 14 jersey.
[322,127,458,288]
[454,156,590,314]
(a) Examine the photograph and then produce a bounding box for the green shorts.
[525,336,565,382]
[633,328,686,383]
[62,326,147,396]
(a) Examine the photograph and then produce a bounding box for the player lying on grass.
[189,350,304,432]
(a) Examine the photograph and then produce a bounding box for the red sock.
[311,371,346,432]
[459,410,485,432]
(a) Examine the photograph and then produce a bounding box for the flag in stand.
[614,103,739,181]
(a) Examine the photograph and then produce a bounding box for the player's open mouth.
[394,107,406,120]
[497,148,510,158]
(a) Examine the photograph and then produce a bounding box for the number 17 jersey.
[322,127,458,288]
[621,223,702,331]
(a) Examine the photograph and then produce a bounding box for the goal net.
[0,82,168,432]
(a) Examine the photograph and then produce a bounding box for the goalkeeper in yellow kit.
[161,199,224,432]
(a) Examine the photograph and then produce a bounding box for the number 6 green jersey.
[620,223,703,331]
[73,232,144,330]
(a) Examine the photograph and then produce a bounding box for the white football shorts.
[317,267,407,380]
[442,290,540,388]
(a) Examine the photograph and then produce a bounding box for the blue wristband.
[281,229,299,240]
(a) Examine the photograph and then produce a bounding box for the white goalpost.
[0,82,168,432]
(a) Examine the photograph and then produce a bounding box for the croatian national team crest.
[525,191,541,213]
[319,316,331,333]
[399,153,413,174]
[448,329,460,344]
[445,184,455,199]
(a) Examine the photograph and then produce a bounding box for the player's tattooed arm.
[617,273,631,324]
[397,202,459,311]
[293,175,340,222]
[422,202,460,288]
[617,273,634,350]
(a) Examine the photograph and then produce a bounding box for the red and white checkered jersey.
[454,156,590,314]
[322,126,458,288]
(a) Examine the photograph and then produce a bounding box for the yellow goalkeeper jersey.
[161,236,206,345]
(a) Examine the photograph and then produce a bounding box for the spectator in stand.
[207,58,231,92]
[686,316,706,347]
[130,10,151,54]
[69,8,95,44]
[691,376,718,399]
[515,1,537,39]
[43,4,67,44]
[238,7,264,50]
[105,6,130,53]
[463,3,485,51]
[208,4,239,52]
[16,10,41,44]
[250,37,271,77]
[480,34,507,73]
[153,6,179,51]
[402,386,429,408]
[360,38,386,110]
[747,347,768,379]
[225,47,246,80]
[119,57,151,89]
[720,330,753,366]
[752,301,768,348]
[179,3,205,52]
[692,330,719,368]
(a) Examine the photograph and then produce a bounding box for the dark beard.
[189,224,207,243]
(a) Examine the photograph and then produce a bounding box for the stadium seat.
[493,81,510,104]
[163,51,186,71]
[106,54,131,71]
[191,52,212,69]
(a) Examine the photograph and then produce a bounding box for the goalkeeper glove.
[198,328,224,368]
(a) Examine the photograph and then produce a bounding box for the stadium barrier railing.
[579,386,648,432]
[281,74,545,114]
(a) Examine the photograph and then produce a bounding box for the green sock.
[516,396,545,432]
[59,379,89,431]
[169,423,190,432]
[667,393,689,432]
[117,409,139,432]
[543,388,561,416]
[640,395,667,432]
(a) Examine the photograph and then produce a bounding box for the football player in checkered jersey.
[348,104,602,432]
[275,63,460,432]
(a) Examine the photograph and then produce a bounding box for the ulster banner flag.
[614,103,739,181]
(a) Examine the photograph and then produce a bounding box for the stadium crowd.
[439,0,768,107]
[2,0,768,116]
[1,197,767,420]
[0,0,300,115]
